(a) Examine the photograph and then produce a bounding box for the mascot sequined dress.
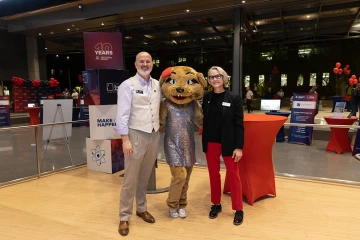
[159,66,207,218]
[164,100,196,167]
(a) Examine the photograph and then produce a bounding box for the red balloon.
[338,69,343,74]
[347,70,351,75]
[354,79,358,84]
[335,62,341,68]
[346,64,350,69]
[352,75,356,79]
[349,78,354,85]
[333,68,339,74]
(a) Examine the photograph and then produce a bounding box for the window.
[259,75,265,85]
[260,52,272,61]
[152,58,160,67]
[281,74,287,87]
[178,56,186,63]
[244,75,250,87]
[322,73,330,86]
[297,74,304,86]
[309,73,317,86]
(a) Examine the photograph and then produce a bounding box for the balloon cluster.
[49,78,59,87]
[333,62,351,75]
[23,79,32,87]
[12,76,24,86]
[349,75,358,85]
[272,66,279,74]
[32,80,41,87]
[78,74,83,83]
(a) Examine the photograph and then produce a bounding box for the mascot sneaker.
[169,209,179,218]
[178,208,187,218]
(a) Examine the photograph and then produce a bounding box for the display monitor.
[27,103,36,107]
[260,99,281,111]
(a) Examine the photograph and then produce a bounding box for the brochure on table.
[333,102,346,118]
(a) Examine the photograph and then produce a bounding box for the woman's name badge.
[222,102,231,107]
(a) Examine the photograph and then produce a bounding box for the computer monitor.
[260,99,281,112]
[27,103,36,107]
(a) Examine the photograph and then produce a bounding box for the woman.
[202,66,244,226]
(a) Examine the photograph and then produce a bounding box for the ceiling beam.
[314,1,323,35]
[347,7,360,36]
[204,18,228,45]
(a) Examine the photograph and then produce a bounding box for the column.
[232,7,243,96]
[26,37,40,80]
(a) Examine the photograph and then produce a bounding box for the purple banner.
[288,93,317,145]
[352,121,360,158]
[0,96,10,127]
[83,32,123,70]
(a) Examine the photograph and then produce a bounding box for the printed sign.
[89,105,121,140]
[83,32,123,70]
[288,93,317,145]
[333,102,346,118]
[0,96,10,127]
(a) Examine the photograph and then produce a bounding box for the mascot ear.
[196,72,207,88]
[159,67,172,85]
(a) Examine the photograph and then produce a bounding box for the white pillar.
[26,37,40,80]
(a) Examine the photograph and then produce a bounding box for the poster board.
[89,105,121,140]
[0,96,10,127]
[42,99,73,140]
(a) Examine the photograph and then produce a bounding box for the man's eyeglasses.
[208,74,223,80]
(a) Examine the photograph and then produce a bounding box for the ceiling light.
[101,22,104,26]
[72,25,75,27]
[140,16,144,20]
[56,55,59,57]
[256,21,260,25]
[186,9,190,12]
[67,29,70,31]
[78,4,83,10]
[67,56,70,60]
[307,15,310,18]
[50,31,54,34]
[177,31,179,34]
[45,48,47,50]
[242,1,245,3]
[38,33,42,36]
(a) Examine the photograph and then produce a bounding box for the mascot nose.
[176,87,184,93]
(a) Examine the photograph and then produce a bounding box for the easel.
[41,103,73,171]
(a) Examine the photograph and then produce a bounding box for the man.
[264,87,274,99]
[348,83,360,118]
[276,88,284,108]
[71,89,78,107]
[245,87,253,113]
[115,52,161,237]
[309,84,319,115]
[62,88,70,99]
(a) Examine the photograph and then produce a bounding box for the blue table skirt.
[265,112,291,142]
[331,96,345,112]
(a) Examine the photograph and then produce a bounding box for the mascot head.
[159,66,207,105]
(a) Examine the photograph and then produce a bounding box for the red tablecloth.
[223,114,287,206]
[25,107,40,125]
[323,116,358,154]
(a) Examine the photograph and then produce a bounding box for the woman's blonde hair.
[207,66,229,84]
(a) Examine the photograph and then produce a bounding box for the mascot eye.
[166,78,176,84]
[187,79,198,85]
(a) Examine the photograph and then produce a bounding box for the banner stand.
[41,104,73,171]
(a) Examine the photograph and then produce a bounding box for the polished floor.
[1,165,359,240]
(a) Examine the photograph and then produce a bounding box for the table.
[323,116,358,154]
[223,114,287,205]
[331,96,345,112]
[265,112,291,142]
[25,107,40,125]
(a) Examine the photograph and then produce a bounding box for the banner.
[352,120,360,159]
[0,96,10,127]
[83,32,123,70]
[288,93,317,145]
[80,99,89,127]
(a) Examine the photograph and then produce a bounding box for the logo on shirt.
[136,90,144,94]
[97,118,116,127]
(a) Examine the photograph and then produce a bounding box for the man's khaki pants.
[166,166,193,210]
[119,129,160,221]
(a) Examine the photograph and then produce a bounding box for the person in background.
[309,84,319,115]
[62,88,70,99]
[115,52,161,237]
[264,87,274,99]
[276,88,284,108]
[348,83,360,118]
[71,89,78,107]
[202,66,245,226]
[245,87,253,113]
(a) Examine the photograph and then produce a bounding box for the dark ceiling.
[2,0,360,56]
[0,0,78,18]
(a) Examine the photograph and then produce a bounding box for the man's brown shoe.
[136,211,155,223]
[118,221,129,236]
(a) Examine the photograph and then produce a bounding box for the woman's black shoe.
[209,204,222,219]
[233,210,244,226]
